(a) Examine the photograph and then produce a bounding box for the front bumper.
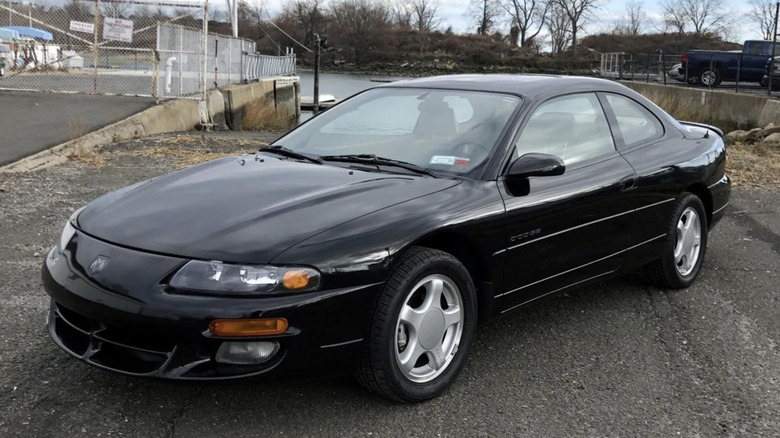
[42,230,381,380]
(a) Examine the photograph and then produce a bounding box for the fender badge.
[89,256,110,275]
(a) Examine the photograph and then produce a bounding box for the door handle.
[619,175,637,191]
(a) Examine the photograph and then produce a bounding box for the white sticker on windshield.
[430,155,456,165]
[430,156,470,167]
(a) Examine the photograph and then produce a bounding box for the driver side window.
[514,93,616,166]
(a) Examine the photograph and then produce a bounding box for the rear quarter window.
[604,94,664,149]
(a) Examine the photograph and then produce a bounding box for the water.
[297,72,397,101]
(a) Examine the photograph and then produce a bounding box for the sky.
[255,0,760,44]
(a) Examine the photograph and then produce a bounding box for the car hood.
[77,155,460,263]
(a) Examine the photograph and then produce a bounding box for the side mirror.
[506,153,565,179]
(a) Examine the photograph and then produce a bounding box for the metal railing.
[242,51,296,83]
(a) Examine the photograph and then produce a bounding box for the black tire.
[355,246,477,403]
[699,67,722,87]
[647,193,709,289]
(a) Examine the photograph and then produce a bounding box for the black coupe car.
[43,75,730,402]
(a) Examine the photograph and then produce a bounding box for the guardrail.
[242,53,296,82]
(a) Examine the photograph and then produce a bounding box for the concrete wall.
[218,77,300,130]
[1,76,301,173]
[620,81,780,131]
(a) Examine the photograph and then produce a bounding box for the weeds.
[638,89,757,132]
[242,99,296,131]
[727,142,780,189]
[69,143,106,167]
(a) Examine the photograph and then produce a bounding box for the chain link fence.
[0,0,296,100]
[600,52,682,85]
[600,52,777,96]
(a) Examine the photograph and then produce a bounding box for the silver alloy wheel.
[701,70,717,86]
[674,207,702,276]
[395,274,464,383]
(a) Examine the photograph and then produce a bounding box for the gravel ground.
[0,132,778,437]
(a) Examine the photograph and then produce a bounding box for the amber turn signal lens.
[282,270,310,289]
[209,318,289,337]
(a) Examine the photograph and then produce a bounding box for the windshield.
[272,87,522,175]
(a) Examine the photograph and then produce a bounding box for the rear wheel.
[355,247,477,403]
[699,67,722,87]
[647,193,708,289]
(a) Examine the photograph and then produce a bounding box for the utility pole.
[769,2,779,95]
[226,0,238,38]
[313,34,320,114]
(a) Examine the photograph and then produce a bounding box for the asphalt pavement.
[0,136,778,437]
[0,90,155,166]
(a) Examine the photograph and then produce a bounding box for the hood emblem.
[89,256,110,275]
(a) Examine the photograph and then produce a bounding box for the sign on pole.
[103,18,134,43]
[69,21,94,34]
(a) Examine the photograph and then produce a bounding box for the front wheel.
[647,193,708,289]
[355,247,477,403]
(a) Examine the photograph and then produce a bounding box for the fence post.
[709,53,714,89]
[178,26,183,97]
[769,2,779,96]
[313,34,320,113]
[661,51,667,85]
[202,0,208,100]
[93,0,99,94]
[646,55,650,83]
[618,53,623,80]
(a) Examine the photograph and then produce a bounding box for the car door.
[496,92,637,313]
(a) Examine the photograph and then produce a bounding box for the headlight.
[58,207,85,251]
[169,260,321,295]
[59,221,76,251]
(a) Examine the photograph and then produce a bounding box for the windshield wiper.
[320,154,437,178]
[259,145,323,164]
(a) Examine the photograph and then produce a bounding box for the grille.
[50,302,176,375]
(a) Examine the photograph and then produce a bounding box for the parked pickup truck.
[680,40,780,87]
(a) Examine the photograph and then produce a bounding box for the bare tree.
[661,0,687,34]
[662,0,733,35]
[390,0,413,28]
[552,0,598,56]
[410,0,441,31]
[330,0,391,63]
[279,0,325,47]
[614,0,646,35]
[502,0,550,47]
[547,2,571,55]
[133,4,153,19]
[749,0,777,40]
[469,0,503,35]
[65,0,92,22]
[101,0,132,18]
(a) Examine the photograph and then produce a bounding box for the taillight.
[681,54,688,64]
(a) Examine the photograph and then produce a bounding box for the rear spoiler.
[678,121,723,138]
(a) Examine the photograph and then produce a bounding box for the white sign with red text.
[103,18,133,43]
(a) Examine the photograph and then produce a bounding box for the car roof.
[380,74,632,99]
